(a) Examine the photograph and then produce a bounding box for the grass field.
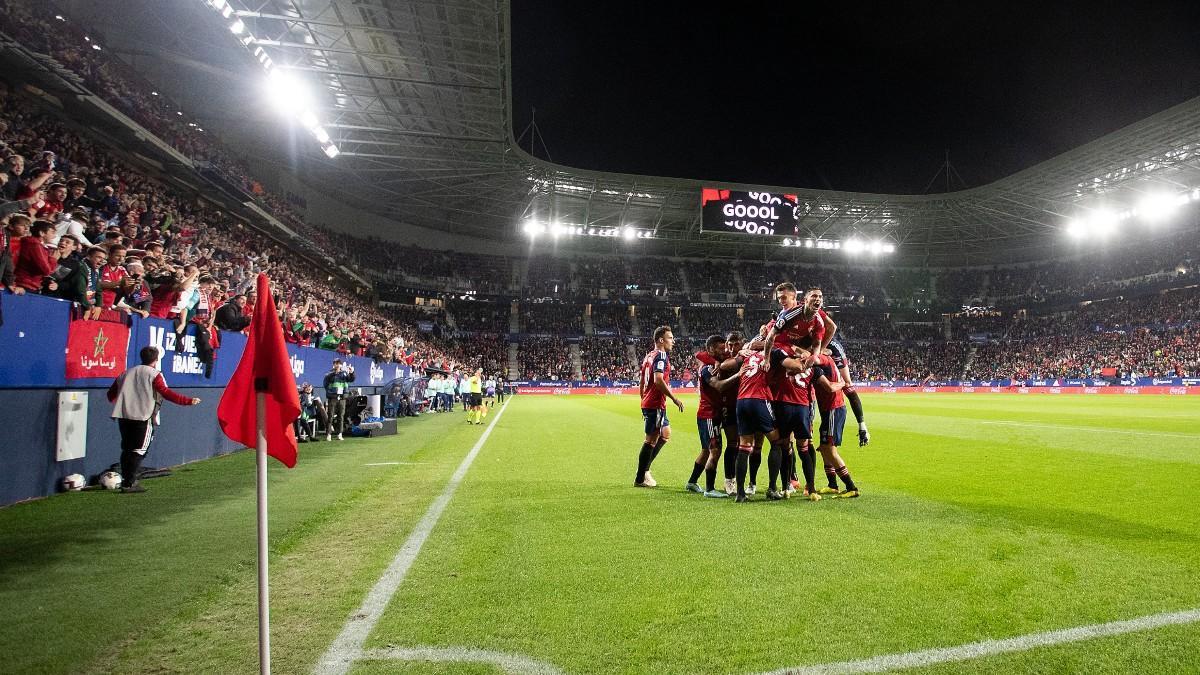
[2,393,1199,674]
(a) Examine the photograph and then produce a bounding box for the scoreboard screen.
[700,188,799,237]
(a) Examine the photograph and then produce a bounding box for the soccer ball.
[62,473,86,492]
[98,471,123,491]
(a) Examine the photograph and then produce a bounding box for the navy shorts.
[642,407,669,435]
[697,417,721,451]
[736,398,775,436]
[828,340,848,369]
[720,406,738,429]
[772,401,812,441]
[819,406,847,447]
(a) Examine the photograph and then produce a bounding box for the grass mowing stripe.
[763,606,1200,674]
[315,398,510,675]
[979,420,1200,439]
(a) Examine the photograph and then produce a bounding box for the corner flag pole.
[255,383,271,674]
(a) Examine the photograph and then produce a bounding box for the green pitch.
[2,394,1198,673]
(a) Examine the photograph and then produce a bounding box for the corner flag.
[217,273,301,467]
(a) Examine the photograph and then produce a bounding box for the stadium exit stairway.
[507,342,520,380]
[569,343,583,380]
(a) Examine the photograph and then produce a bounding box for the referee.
[106,346,200,493]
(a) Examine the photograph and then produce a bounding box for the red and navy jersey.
[697,364,723,419]
[813,353,844,412]
[772,306,828,350]
[639,349,670,409]
[737,351,773,401]
[769,349,812,405]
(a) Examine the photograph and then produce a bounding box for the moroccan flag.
[65,318,129,379]
[217,274,300,467]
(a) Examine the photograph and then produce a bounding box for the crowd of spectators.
[522,301,582,334]
[579,337,634,381]
[0,86,483,377]
[448,298,509,334]
[589,303,631,334]
[525,255,572,297]
[575,259,627,292]
[517,337,572,381]
[3,0,1198,387]
[681,260,737,293]
[679,306,745,338]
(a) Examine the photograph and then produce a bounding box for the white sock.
[859,422,868,431]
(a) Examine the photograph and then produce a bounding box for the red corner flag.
[217,274,301,467]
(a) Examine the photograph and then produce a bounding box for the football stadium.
[1,1,1198,673]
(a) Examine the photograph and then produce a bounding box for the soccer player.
[729,343,806,502]
[768,343,820,501]
[688,335,739,498]
[808,297,870,446]
[635,326,685,488]
[803,337,860,498]
[760,283,830,373]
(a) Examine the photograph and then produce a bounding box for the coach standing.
[106,346,200,493]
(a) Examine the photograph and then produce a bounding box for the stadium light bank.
[781,237,896,255]
[201,0,340,160]
[1066,188,1200,240]
[522,221,654,241]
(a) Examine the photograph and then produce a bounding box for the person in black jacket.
[214,294,251,331]
[322,359,356,441]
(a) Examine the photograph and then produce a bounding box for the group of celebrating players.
[633,283,870,503]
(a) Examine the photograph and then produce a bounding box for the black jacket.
[214,302,251,331]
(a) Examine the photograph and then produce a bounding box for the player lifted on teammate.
[635,326,685,488]
[763,284,869,446]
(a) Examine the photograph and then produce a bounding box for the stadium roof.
[188,1,1200,264]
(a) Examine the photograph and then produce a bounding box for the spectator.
[13,219,58,292]
[215,293,251,331]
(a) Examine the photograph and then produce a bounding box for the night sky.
[511,1,1200,194]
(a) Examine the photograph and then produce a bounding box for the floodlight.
[322,144,339,158]
[221,4,233,18]
[299,111,319,130]
[265,70,314,116]
[782,238,793,246]
[1192,188,1200,201]
[551,223,564,237]
[1088,208,1118,234]
[844,239,864,254]
[313,126,330,144]
[622,227,635,240]
[1137,193,1178,222]
[210,0,227,9]
[870,241,884,254]
[522,221,538,236]
[229,19,245,34]
[804,239,814,248]
[882,243,896,253]
[1066,219,1086,238]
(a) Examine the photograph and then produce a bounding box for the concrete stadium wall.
[0,387,240,507]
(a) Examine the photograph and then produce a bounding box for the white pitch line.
[363,462,425,466]
[760,607,1200,675]
[362,646,564,675]
[981,420,1200,439]
[314,398,510,675]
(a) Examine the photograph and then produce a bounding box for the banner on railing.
[64,319,129,379]
[0,293,409,390]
